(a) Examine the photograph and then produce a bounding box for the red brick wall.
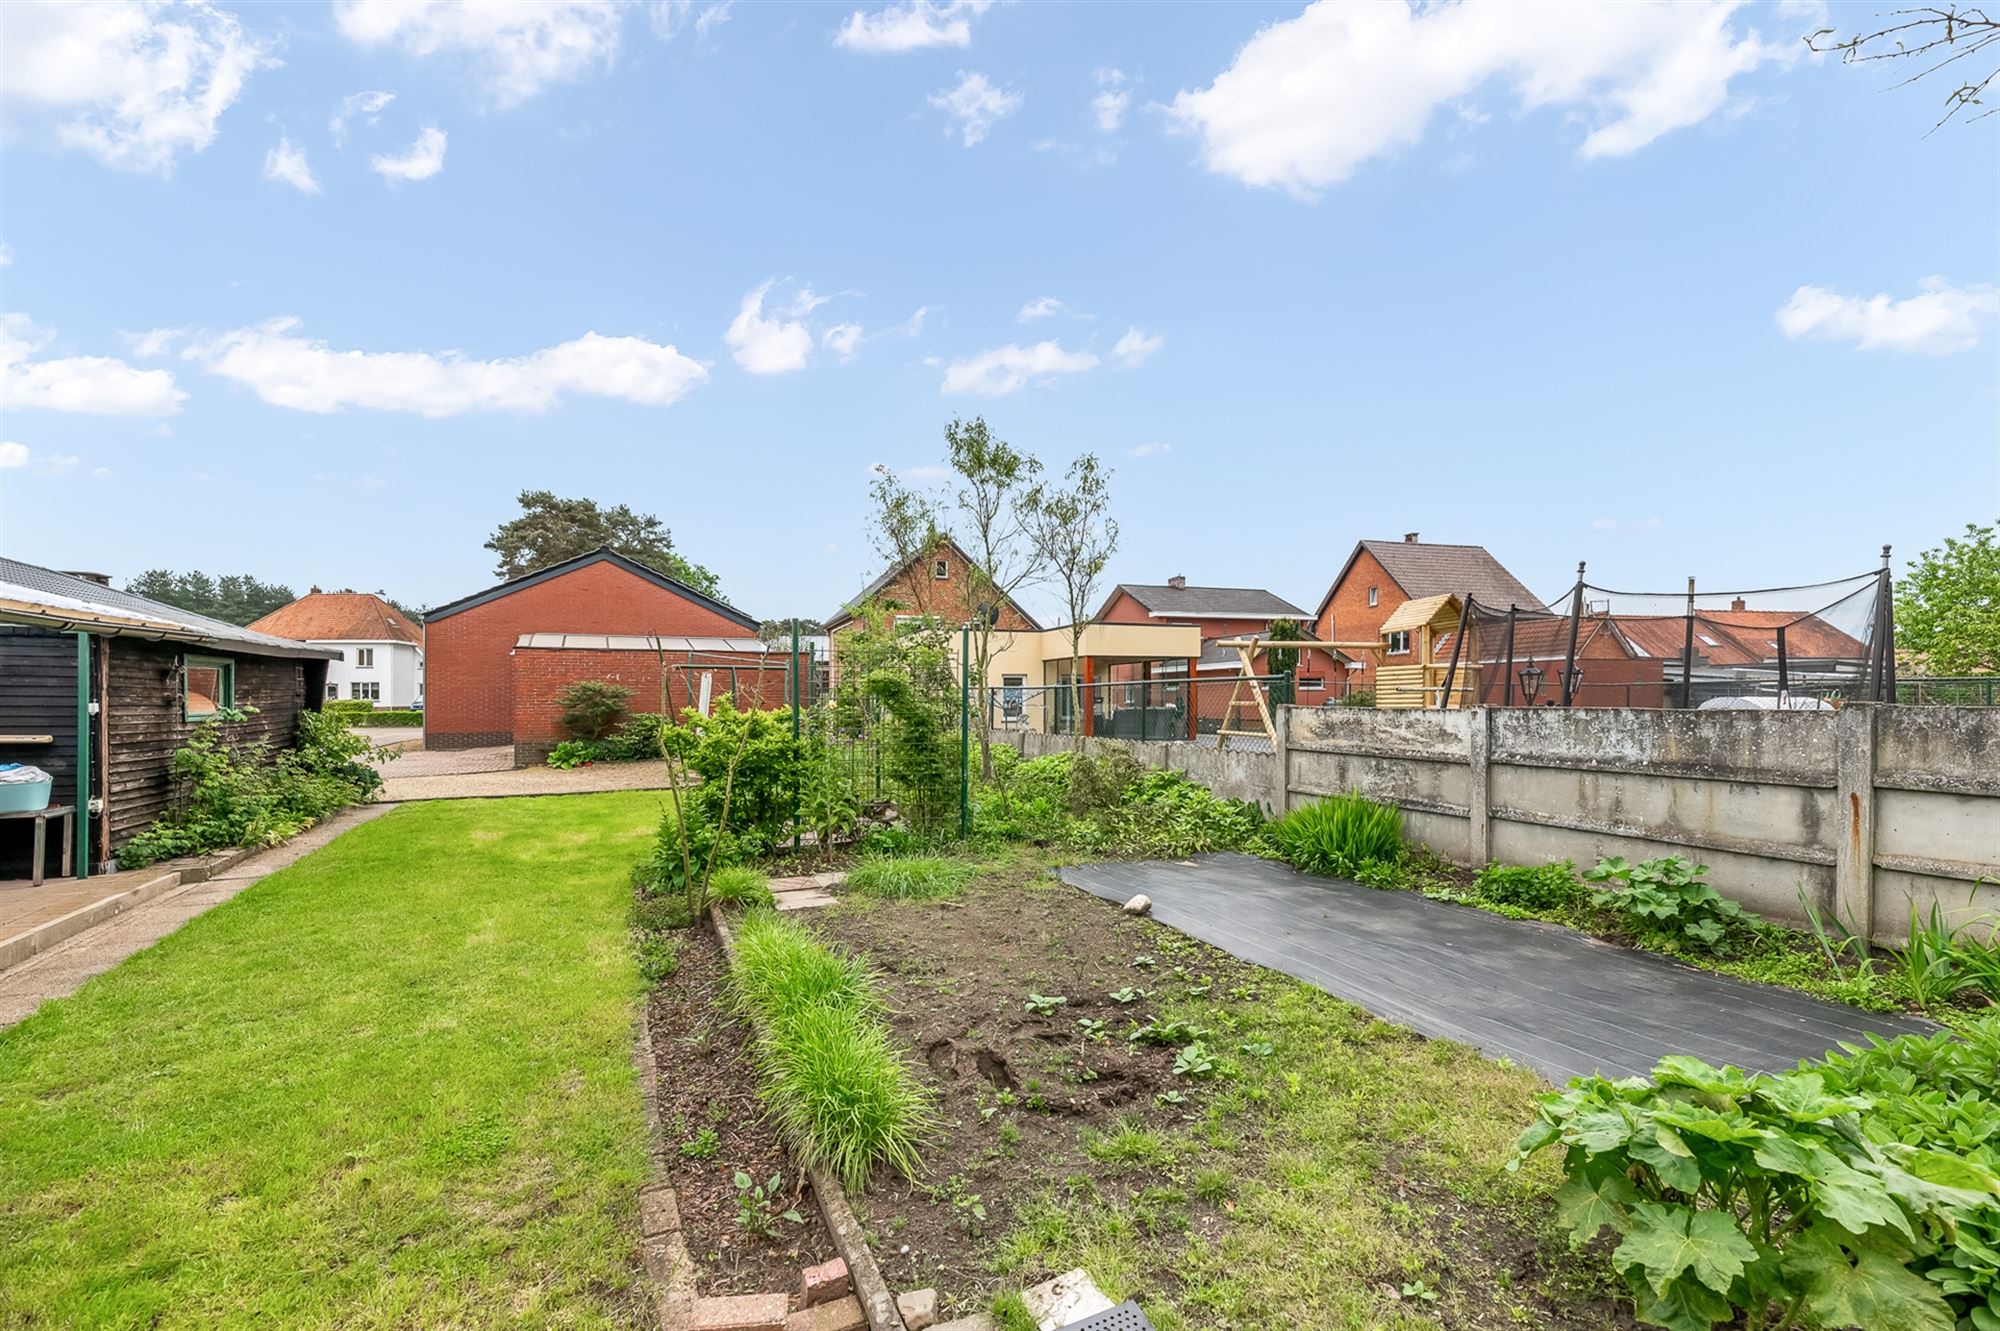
[509,646,788,761]
[1102,591,1350,704]
[425,559,758,749]
[829,545,1037,685]
[1313,548,1403,691]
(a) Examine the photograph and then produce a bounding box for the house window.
[932,558,949,580]
[355,647,375,669]
[1386,630,1411,655]
[1367,587,1379,607]
[1298,676,1325,691]
[351,681,381,701]
[326,683,338,700]
[183,656,234,719]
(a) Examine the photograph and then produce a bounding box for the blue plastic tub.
[0,772,54,814]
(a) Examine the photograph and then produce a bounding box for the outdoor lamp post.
[1518,660,1544,705]
[1564,665,1584,703]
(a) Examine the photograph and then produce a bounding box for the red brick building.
[824,537,1042,686]
[1093,578,1351,709]
[424,548,765,758]
[1312,535,1543,694]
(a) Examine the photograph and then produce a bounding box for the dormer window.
[932,558,949,580]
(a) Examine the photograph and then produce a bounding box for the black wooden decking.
[1060,853,1934,1085]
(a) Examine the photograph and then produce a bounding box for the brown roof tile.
[248,591,421,644]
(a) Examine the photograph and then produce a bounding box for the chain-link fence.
[983,674,1362,742]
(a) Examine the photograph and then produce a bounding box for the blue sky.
[1,0,1995,624]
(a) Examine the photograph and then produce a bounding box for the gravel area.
[378,759,678,802]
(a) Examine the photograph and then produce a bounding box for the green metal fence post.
[74,632,91,880]
[791,618,801,854]
[959,621,970,842]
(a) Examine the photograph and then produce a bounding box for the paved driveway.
[1061,853,1933,1084]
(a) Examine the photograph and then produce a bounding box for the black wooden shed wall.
[0,627,82,879]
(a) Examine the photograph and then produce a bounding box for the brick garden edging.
[633,1000,699,1329]
[709,905,911,1331]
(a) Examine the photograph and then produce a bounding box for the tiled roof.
[248,591,421,644]
[0,557,337,659]
[424,547,759,629]
[1316,539,1544,618]
[1106,583,1308,621]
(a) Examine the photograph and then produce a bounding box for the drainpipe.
[74,632,91,880]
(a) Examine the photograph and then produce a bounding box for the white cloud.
[0,1,274,173]
[186,317,709,415]
[1591,517,1618,530]
[0,442,27,469]
[1776,278,2000,355]
[823,322,863,362]
[1168,0,1787,198]
[38,453,82,476]
[371,127,448,182]
[834,1,989,53]
[725,282,815,374]
[1,314,187,416]
[1092,67,1130,132]
[263,135,320,193]
[127,328,182,358]
[92,466,113,479]
[0,240,12,267]
[335,0,622,106]
[651,1,731,43]
[1129,441,1172,458]
[1018,297,1066,323]
[940,340,1098,396]
[929,71,1021,146]
[1113,326,1165,367]
[895,306,934,337]
[329,89,395,144]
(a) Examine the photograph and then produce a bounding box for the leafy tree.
[1024,453,1118,731]
[1896,521,2000,674]
[853,465,950,631]
[1809,5,1998,132]
[945,416,1043,779]
[125,569,296,626]
[1265,617,1305,706]
[485,489,721,597]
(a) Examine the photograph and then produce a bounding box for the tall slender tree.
[945,417,1042,779]
[1024,453,1118,737]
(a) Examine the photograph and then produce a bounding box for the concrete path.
[1061,853,1934,1084]
[0,803,398,1030]
[379,757,679,802]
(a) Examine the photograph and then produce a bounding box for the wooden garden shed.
[1373,594,1478,709]
[0,558,336,881]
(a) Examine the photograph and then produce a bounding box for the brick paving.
[378,757,679,802]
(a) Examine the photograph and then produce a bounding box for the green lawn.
[0,793,664,1330]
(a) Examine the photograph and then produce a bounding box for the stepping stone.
[783,1295,864,1331]
[896,1289,939,1329]
[1022,1269,1115,1328]
[690,1292,789,1331]
[773,892,838,912]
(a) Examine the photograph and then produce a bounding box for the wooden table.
[0,804,73,887]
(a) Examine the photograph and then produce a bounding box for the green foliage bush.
[599,712,670,762]
[1586,856,1746,951]
[1518,1017,2000,1331]
[557,680,632,741]
[545,739,598,770]
[324,701,423,727]
[118,708,383,868]
[707,865,776,910]
[1263,791,1404,879]
[1474,860,1585,912]
[728,910,935,1191]
[977,747,1262,858]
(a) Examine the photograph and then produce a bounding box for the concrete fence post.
[1468,707,1492,865]
[1833,704,1878,944]
[1272,705,1293,817]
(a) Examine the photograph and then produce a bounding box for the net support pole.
[1680,576,1696,710]
[959,621,971,841]
[1501,605,1518,707]
[1440,596,1472,710]
[790,618,801,854]
[1877,545,1897,703]
[1560,564,1586,708]
[1776,626,1790,701]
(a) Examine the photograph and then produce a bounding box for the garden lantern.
[1518,660,1544,704]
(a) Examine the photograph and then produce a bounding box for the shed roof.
[0,557,339,659]
[248,590,421,644]
[515,633,773,653]
[1098,583,1307,621]
[425,547,759,630]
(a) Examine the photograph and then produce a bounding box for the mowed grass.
[0,793,664,1330]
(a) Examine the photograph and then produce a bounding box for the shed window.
[1386,630,1411,655]
[355,647,375,668]
[1367,587,1379,607]
[184,656,234,719]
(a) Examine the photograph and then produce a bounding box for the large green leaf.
[1632,1126,1706,1194]
[1629,1273,1735,1331]
[1786,1223,1955,1331]
[1555,1170,1640,1241]
[1615,1203,1757,1297]
[1572,1106,1638,1154]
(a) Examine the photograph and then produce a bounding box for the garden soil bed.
[814,866,1640,1328]
[646,926,839,1294]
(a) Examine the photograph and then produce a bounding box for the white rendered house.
[247,589,424,709]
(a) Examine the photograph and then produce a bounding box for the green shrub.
[856,824,923,857]
[728,911,934,1191]
[1474,860,1584,911]
[978,749,1262,857]
[846,855,975,902]
[630,891,695,933]
[1584,855,1746,951]
[1263,791,1404,878]
[117,707,382,868]
[708,865,776,910]
[1518,1017,2000,1331]
[545,739,598,770]
[600,712,670,762]
[635,931,680,984]
[557,679,632,741]
[1109,769,1263,857]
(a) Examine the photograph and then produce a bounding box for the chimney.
[63,570,112,586]
[1730,597,1746,612]
[1167,574,1187,590]
[309,585,322,595]
[1404,532,1420,543]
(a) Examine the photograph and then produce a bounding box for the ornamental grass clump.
[1263,790,1404,879]
[845,854,975,902]
[728,911,934,1191]
[706,865,775,911]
